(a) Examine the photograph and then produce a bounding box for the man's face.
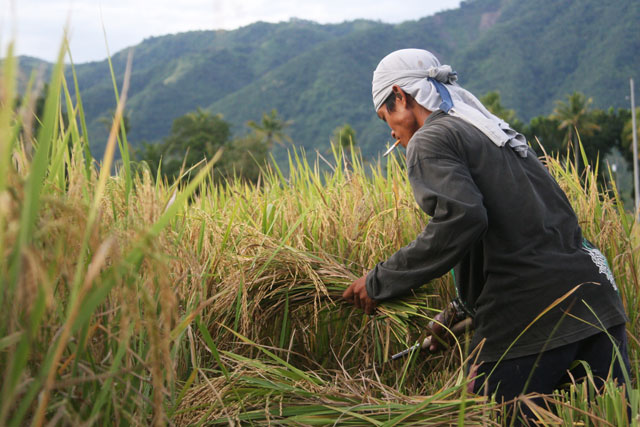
[376,92,421,148]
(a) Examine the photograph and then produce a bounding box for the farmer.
[342,49,630,411]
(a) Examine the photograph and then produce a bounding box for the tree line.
[134,108,291,184]
[134,109,360,185]
[131,90,638,207]
[482,91,638,166]
[21,85,640,202]
[481,91,638,206]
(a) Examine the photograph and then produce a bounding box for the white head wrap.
[372,48,528,157]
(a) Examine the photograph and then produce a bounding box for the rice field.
[1,43,639,425]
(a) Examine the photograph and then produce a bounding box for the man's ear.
[391,85,408,107]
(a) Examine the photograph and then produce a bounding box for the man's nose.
[391,130,397,140]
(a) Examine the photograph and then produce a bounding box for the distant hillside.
[15,56,52,93]
[453,0,640,123]
[14,0,640,160]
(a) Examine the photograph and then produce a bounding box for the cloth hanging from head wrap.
[372,48,528,158]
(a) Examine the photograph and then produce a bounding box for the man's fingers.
[427,313,449,353]
[358,285,375,314]
[343,276,365,301]
[353,292,373,313]
[426,335,441,352]
[354,295,362,309]
[342,283,354,300]
[343,275,377,315]
[364,298,377,315]
[431,322,443,333]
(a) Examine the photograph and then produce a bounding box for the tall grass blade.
[0,35,66,424]
[102,22,133,210]
[196,319,229,380]
[66,48,93,180]
[0,42,17,195]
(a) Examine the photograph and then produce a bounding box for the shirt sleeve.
[365,135,488,301]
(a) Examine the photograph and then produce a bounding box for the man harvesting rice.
[343,48,630,412]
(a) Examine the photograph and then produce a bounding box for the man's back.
[407,110,627,361]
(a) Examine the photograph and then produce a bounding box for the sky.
[2,0,462,63]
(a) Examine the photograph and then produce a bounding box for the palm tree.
[247,109,292,148]
[551,92,600,169]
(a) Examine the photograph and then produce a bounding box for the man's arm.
[365,150,487,301]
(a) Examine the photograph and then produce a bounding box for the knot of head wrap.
[426,65,458,84]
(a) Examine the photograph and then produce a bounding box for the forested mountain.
[14,0,640,160]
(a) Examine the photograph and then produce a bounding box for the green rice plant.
[531,376,639,426]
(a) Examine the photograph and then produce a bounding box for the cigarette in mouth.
[383,140,401,157]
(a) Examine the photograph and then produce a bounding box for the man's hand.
[425,302,471,352]
[426,310,451,352]
[342,275,378,315]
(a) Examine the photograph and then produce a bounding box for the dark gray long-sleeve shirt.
[366,110,627,362]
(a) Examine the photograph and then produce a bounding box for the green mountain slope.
[208,0,505,158]
[15,56,52,93]
[454,0,640,121]
[65,19,372,153]
[13,0,640,160]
